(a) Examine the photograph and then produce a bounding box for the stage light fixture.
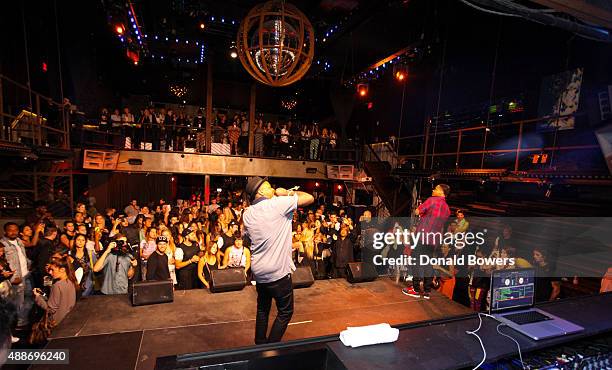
[116,25,124,34]
[199,22,206,30]
[357,83,368,97]
[315,182,320,187]
[337,184,343,190]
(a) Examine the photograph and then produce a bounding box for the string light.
[342,49,420,88]
[281,98,297,110]
[111,10,237,66]
[169,84,188,98]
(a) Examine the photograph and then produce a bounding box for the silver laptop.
[489,268,583,340]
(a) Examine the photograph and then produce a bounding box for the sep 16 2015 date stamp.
[6,349,69,364]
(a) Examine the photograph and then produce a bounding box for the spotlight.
[393,64,408,82]
[229,43,238,59]
[357,83,368,97]
[315,182,320,187]
[337,184,343,190]
[199,22,206,30]
[115,25,124,34]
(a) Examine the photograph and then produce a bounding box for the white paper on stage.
[339,323,399,348]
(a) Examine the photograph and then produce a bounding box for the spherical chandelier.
[237,0,315,87]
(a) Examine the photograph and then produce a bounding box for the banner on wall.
[537,68,583,131]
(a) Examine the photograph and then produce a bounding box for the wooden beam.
[205,61,213,153]
[248,84,256,155]
[112,151,328,179]
[204,175,210,204]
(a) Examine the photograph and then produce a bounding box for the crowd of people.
[0,188,365,342]
[88,107,339,159]
[1,182,607,346]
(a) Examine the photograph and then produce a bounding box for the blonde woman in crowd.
[217,213,229,234]
[300,222,314,260]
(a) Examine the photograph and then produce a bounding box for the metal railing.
[0,74,73,217]
[395,113,603,172]
[72,121,359,162]
[0,74,70,149]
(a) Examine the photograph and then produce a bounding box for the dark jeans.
[411,244,434,293]
[255,274,294,344]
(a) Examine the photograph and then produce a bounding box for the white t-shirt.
[242,195,297,283]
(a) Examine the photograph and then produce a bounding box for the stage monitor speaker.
[210,267,247,293]
[292,266,315,288]
[346,262,377,284]
[131,279,174,306]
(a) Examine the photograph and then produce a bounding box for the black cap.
[181,227,194,237]
[245,176,267,201]
[156,236,169,244]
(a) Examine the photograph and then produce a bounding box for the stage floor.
[35,278,471,370]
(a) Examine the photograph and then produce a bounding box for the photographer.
[93,234,137,295]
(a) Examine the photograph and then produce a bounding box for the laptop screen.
[490,268,536,313]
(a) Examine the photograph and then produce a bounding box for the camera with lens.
[109,239,136,257]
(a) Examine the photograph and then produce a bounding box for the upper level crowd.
[78,107,339,159]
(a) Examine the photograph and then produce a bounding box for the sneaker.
[402,287,421,298]
[422,292,431,300]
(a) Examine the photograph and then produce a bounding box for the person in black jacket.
[34,227,58,288]
[146,236,170,281]
[332,226,356,278]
